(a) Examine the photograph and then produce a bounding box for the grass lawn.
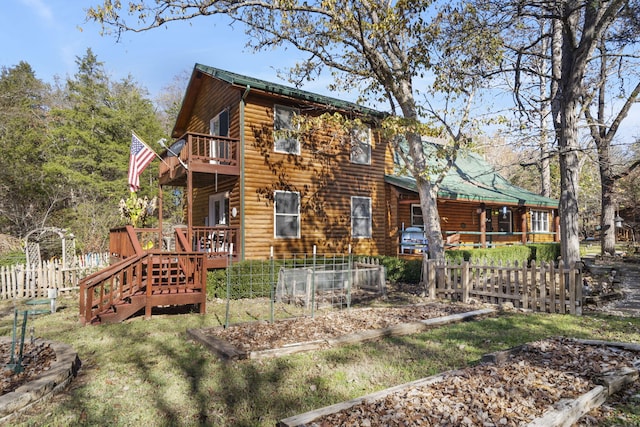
[4,294,640,426]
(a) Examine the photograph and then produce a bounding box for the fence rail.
[425,259,582,315]
[0,253,109,299]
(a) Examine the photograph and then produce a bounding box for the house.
[156,64,389,268]
[385,147,559,251]
[87,64,560,324]
[157,64,559,263]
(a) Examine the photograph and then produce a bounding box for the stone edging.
[0,338,81,424]
[188,307,496,360]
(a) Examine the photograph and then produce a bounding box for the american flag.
[128,132,156,192]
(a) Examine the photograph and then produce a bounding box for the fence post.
[461,261,470,303]
[270,246,275,324]
[427,260,436,299]
[311,245,317,317]
[521,261,529,311]
[567,261,576,315]
[558,260,566,314]
[575,264,583,315]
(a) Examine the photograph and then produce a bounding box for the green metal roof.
[195,64,384,117]
[386,149,559,208]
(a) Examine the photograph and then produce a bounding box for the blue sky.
[2,0,638,144]
[0,0,326,99]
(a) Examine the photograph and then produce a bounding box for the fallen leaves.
[312,338,640,426]
[0,341,55,395]
[206,302,477,351]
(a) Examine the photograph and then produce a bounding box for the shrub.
[528,243,561,263]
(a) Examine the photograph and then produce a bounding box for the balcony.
[159,132,240,187]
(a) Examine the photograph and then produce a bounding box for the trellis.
[24,227,76,268]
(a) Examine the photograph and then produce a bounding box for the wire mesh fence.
[212,251,386,328]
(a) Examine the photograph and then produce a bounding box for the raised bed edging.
[278,340,639,427]
[0,338,81,424]
[187,307,496,360]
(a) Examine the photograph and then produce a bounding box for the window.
[274,105,300,154]
[531,210,549,232]
[497,208,512,233]
[274,191,300,238]
[351,196,372,238]
[350,125,371,164]
[411,204,424,227]
[209,110,230,163]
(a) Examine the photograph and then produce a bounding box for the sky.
[1,0,639,144]
[0,0,329,99]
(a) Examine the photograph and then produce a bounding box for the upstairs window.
[531,210,549,232]
[350,125,371,165]
[274,191,300,238]
[274,105,300,155]
[351,196,372,238]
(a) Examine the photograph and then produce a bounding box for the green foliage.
[527,243,561,263]
[448,246,531,265]
[0,250,26,267]
[118,193,157,227]
[0,62,51,236]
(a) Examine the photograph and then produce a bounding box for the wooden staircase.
[79,251,206,325]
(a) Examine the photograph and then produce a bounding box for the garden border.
[278,339,639,427]
[187,307,496,360]
[0,338,81,423]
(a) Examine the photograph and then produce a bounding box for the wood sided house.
[81,64,559,324]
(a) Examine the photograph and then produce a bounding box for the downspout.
[240,85,250,260]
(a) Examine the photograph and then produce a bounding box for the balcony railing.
[159,132,240,181]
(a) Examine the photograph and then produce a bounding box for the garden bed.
[278,338,640,426]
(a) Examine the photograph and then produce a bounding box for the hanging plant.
[118,193,157,228]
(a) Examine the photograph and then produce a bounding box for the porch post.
[521,209,527,245]
[187,135,193,246]
[554,213,560,242]
[480,206,487,248]
[158,184,163,249]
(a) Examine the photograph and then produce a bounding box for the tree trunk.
[557,100,582,266]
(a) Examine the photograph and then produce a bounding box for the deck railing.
[158,132,239,177]
[79,251,205,324]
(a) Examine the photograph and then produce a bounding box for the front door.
[208,192,229,227]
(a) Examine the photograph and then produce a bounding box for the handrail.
[109,225,144,260]
[79,253,144,324]
[79,251,205,324]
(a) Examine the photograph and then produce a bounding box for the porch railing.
[158,132,239,177]
[189,226,238,256]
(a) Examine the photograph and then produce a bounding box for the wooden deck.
[79,251,207,324]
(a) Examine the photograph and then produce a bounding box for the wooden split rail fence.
[0,253,109,299]
[425,259,583,315]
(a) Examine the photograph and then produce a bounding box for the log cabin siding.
[185,78,242,137]
[240,92,388,258]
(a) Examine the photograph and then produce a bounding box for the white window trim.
[274,190,301,239]
[350,126,372,165]
[531,210,549,233]
[410,203,424,228]
[351,196,372,238]
[273,104,300,155]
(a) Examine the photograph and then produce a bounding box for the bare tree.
[493,0,638,265]
[582,38,640,255]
